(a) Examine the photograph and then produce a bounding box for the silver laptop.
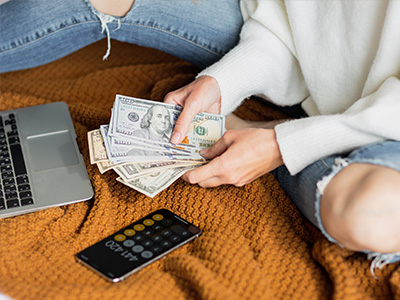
[0,102,94,218]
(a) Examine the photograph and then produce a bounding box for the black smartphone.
[76,209,201,282]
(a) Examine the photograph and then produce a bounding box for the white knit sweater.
[199,0,400,175]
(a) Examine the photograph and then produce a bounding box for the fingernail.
[200,148,209,156]
[171,132,181,144]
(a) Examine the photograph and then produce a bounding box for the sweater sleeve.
[275,76,400,175]
[197,1,308,116]
[199,0,400,176]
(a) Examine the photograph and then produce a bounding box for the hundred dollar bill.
[88,129,109,164]
[116,166,193,198]
[110,94,225,151]
[100,124,199,164]
[102,125,165,155]
[110,133,193,155]
[101,124,157,154]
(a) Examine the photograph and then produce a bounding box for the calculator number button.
[123,240,135,247]
[141,250,153,259]
[132,245,144,253]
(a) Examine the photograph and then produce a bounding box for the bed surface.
[0,40,399,300]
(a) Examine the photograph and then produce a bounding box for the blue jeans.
[273,140,400,273]
[0,0,243,73]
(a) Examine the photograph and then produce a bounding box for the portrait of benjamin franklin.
[128,105,173,156]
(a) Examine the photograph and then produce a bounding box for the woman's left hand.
[182,128,284,187]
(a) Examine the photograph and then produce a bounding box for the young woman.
[164,0,400,273]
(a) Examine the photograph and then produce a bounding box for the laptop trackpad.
[27,131,79,171]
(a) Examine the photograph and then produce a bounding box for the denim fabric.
[0,0,243,73]
[273,140,400,271]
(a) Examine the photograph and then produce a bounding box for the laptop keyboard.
[0,113,34,210]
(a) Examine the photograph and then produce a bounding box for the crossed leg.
[225,113,400,254]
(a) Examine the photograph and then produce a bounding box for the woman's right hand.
[164,75,222,144]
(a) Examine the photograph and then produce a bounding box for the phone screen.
[76,209,201,282]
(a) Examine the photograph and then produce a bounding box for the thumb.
[170,103,200,144]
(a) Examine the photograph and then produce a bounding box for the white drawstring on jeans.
[95,12,121,60]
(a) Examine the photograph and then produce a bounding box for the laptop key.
[6,199,19,208]
[0,152,9,159]
[1,164,12,173]
[8,136,20,145]
[5,191,18,200]
[0,197,5,210]
[18,184,30,192]
[7,130,18,137]
[1,170,13,179]
[10,144,27,176]
[19,191,32,199]
[0,158,11,167]
[5,118,16,125]
[2,178,14,186]
[16,175,29,185]
[21,198,34,206]
[4,184,16,193]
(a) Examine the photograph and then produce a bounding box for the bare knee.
[320,163,400,253]
[90,0,135,17]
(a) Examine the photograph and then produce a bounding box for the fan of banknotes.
[88,94,225,197]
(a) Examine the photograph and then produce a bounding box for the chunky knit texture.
[0,40,399,300]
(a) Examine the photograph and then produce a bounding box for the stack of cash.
[88,94,225,197]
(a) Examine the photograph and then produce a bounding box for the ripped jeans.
[0,0,243,73]
[273,140,400,275]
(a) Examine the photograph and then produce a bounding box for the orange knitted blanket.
[0,40,399,300]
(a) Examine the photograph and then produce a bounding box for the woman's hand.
[164,75,221,144]
[182,128,284,187]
